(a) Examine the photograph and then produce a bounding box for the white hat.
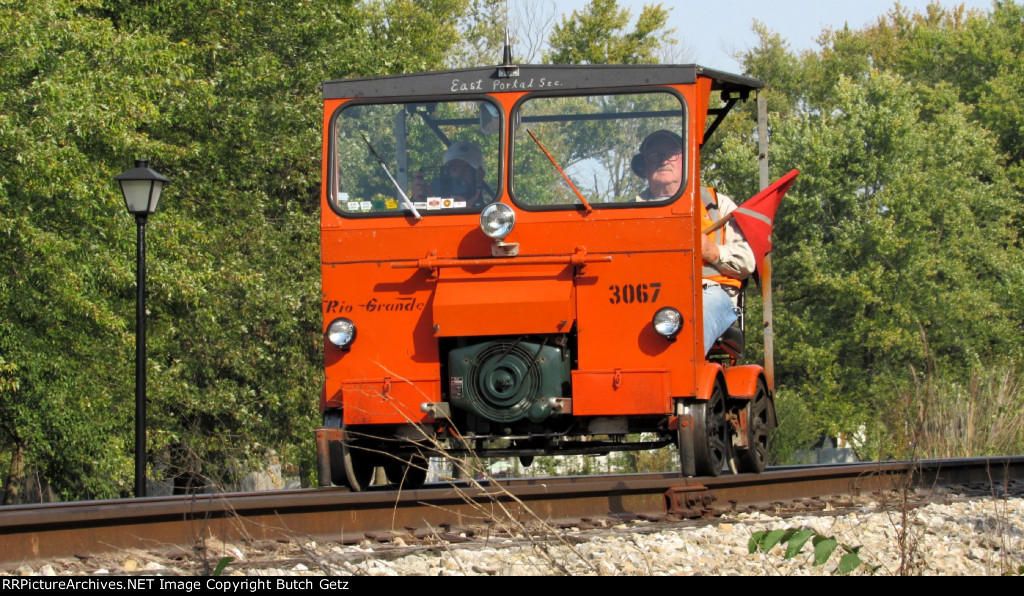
[443,141,483,170]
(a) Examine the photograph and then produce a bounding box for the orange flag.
[726,169,799,272]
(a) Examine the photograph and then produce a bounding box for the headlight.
[480,202,515,240]
[652,308,682,339]
[327,318,357,350]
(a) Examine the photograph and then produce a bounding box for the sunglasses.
[642,149,682,164]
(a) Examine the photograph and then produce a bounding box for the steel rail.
[1,457,1022,567]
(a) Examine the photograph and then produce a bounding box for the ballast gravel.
[309,496,1023,576]
[5,494,1022,576]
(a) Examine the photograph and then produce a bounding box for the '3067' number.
[609,283,661,305]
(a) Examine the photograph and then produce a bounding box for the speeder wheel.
[692,382,729,477]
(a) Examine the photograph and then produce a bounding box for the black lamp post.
[115,159,168,498]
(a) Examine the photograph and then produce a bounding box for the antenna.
[497,26,519,78]
[503,0,510,56]
[502,28,514,66]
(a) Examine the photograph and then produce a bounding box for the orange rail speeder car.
[316,60,777,490]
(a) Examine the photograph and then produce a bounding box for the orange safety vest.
[700,188,743,289]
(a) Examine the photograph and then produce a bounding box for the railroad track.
[2,457,1022,569]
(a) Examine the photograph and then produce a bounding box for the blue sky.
[555,0,997,72]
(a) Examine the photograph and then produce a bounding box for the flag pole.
[757,94,775,393]
[701,210,734,235]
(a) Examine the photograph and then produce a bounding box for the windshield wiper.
[360,132,422,220]
[526,128,594,214]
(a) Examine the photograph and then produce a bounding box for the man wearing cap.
[633,129,756,355]
[411,141,489,207]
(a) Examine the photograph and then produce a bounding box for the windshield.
[512,91,686,208]
[330,99,501,216]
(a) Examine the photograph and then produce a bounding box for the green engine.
[448,339,570,423]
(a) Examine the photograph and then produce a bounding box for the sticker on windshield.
[414,198,467,210]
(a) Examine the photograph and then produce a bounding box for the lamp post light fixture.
[115,159,168,498]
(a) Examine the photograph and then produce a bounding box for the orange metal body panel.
[433,264,574,337]
[723,365,764,400]
[571,369,671,416]
[696,362,724,402]
[319,81,749,425]
[321,258,442,426]
[333,378,440,426]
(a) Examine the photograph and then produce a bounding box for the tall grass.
[907,363,1024,459]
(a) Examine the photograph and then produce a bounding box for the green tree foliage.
[0,0,197,499]
[0,0,471,501]
[4,0,1022,499]
[544,0,676,65]
[846,1,1024,166]
[706,2,1024,458]
[451,0,509,67]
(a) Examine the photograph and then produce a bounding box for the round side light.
[652,307,682,340]
[327,318,357,350]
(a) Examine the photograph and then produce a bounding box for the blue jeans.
[703,284,739,355]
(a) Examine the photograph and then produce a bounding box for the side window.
[511,92,686,208]
[330,100,501,216]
